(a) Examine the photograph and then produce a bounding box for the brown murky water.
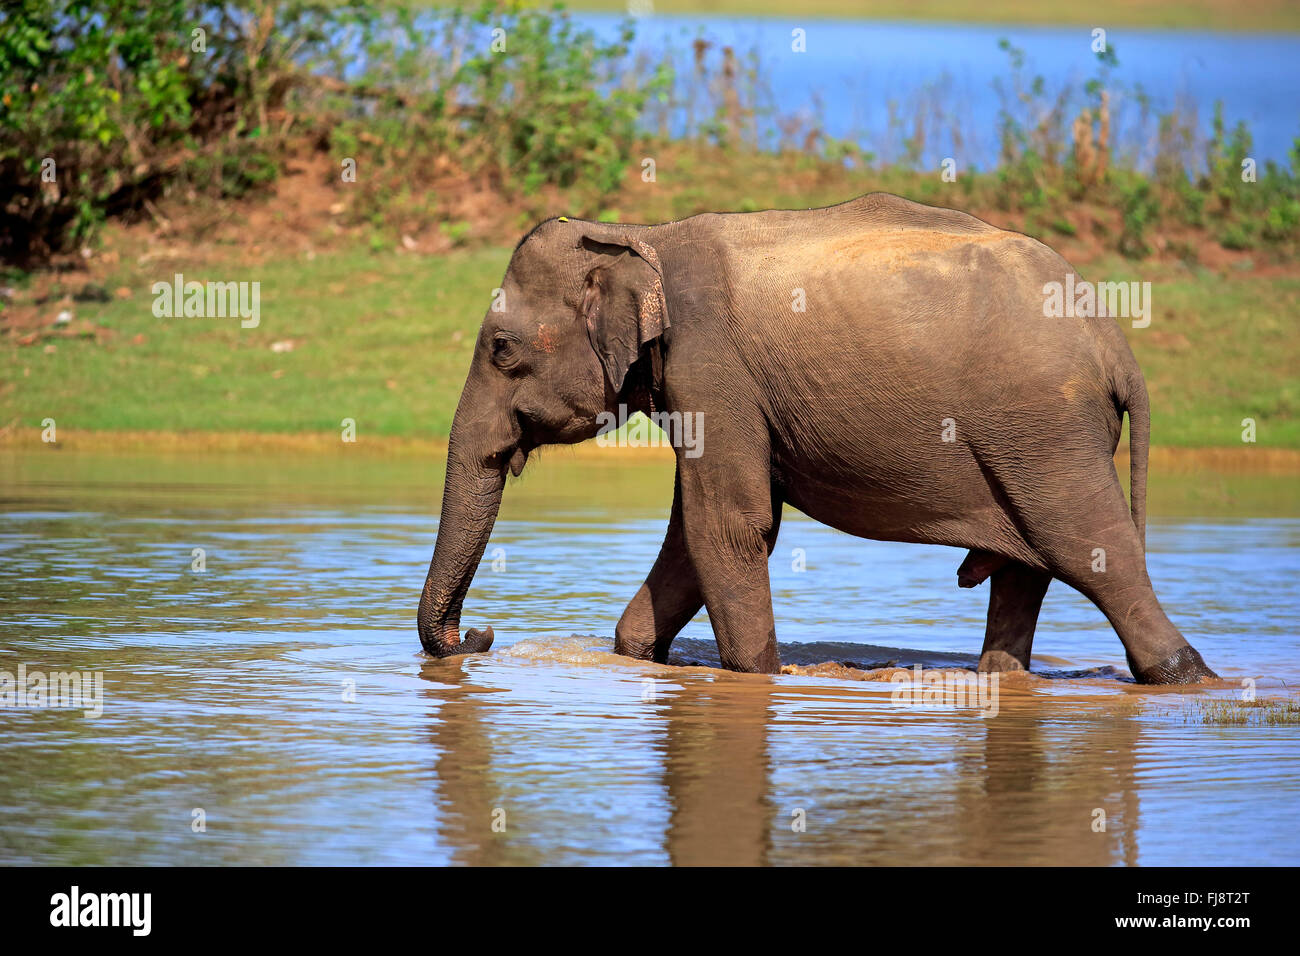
[1,449,1297,864]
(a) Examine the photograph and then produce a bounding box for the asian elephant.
[416,193,1217,684]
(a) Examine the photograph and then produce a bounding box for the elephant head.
[416,218,672,657]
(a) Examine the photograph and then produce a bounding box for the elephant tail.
[1118,365,1149,551]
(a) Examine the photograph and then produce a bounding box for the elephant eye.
[491,333,522,370]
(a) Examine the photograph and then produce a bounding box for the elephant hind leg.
[973,447,1216,684]
[978,560,1051,673]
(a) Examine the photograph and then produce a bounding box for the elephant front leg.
[977,560,1051,673]
[614,468,703,663]
[678,452,783,675]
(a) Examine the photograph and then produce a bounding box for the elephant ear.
[578,233,669,394]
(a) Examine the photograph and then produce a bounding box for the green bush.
[1217,223,1255,250]
[3,6,1296,266]
[1117,174,1158,258]
[324,2,668,231]
[452,4,664,195]
[0,0,195,262]
[0,0,357,263]
[1,1,660,262]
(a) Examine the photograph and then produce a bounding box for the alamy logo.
[50,886,151,936]
[596,404,704,458]
[152,273,260,328]
[890,665,1000,717]
[1042,275,1152,328]
[0,664,103,717]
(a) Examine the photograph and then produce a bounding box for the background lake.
[573,16,1300,169]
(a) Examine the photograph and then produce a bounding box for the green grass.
[5,248,508,438]
[1183,698,1300,726]
[5,245,1298,447]
[1099,258,1300,448]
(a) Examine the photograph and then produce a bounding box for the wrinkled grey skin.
[417,193,1218,684]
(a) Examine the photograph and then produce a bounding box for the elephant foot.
[614,621,675,664]
[1130,644,1218,685]
[978,649,1027,674]
[613,633,658,662]
[613,637,654,661]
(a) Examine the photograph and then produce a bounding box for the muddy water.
[1,449,1297,865]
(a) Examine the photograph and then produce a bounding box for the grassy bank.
[4,237,1298,447]
[6,248,502,437]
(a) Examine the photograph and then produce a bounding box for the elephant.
[416,193,1218,684]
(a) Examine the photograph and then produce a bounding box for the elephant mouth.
[484,442,528,478]
[506,445,528,477]
[495,412,532,477]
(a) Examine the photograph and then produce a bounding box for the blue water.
[1,452,1297,864]
[576,16,1300,169]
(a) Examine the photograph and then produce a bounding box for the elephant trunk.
[416,435,506,657]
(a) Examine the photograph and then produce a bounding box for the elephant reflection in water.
[421,657,1141,866]
[655,677,1144,867]
[421,658,777,866]
[953,691,1141,866]
[657,676,777,866]
[421,658,540,866]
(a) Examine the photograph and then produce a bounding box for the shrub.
[1,1,662,262]
[0,0,195,262]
